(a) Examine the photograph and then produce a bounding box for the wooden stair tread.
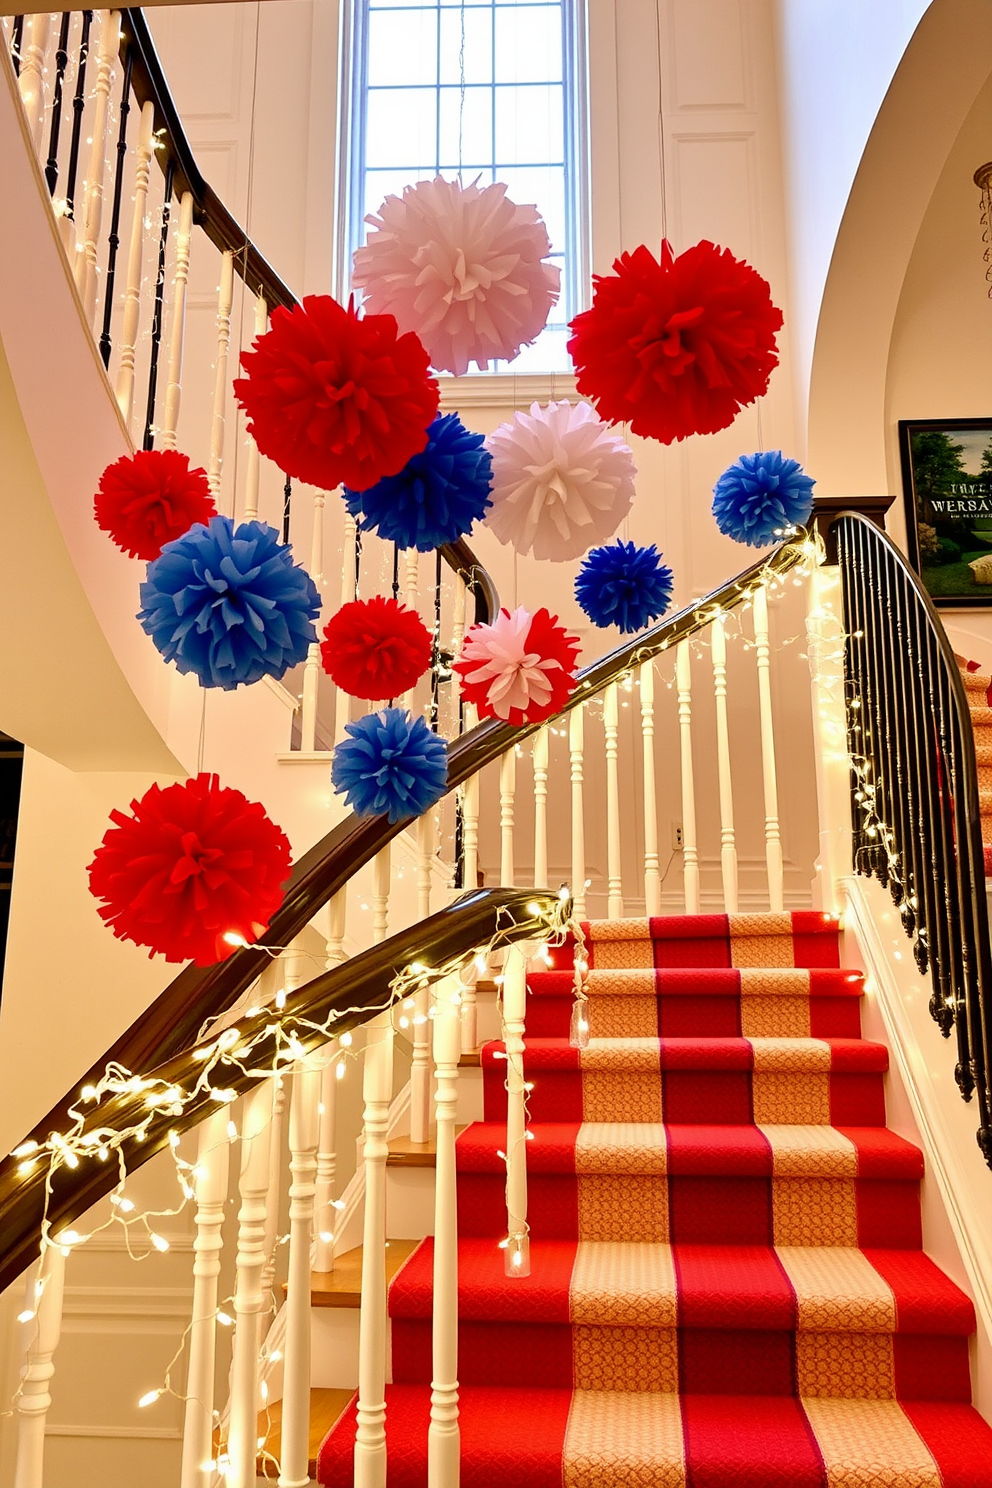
[311,1239,420,1307]
[215,1386,353,1477]
[387,1125,467,1166]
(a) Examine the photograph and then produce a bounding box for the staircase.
[2,11,992,1488]
[315,912,992,1486]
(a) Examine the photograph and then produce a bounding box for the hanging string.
[230,3,263,522]
[457,0,467,182]
[653,0,669,246]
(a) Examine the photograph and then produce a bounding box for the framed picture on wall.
[900,417,992,607]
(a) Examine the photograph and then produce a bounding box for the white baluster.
[676,640,700,914]
[226,1080,275,1488]
[74,11,120,324]
[13,1240,66,1488]
[279,1061,320,1488]
[180,1109,231,1488]
[353,1009,394,1488]
[428,974,462,1487]
[260,1080,286,1307]
[115,98,155,428]
[313,1046,339,1273]
[301,489,325,752]
[410,816,435,1143]
[569,704,587,919]
[372,845,390,945]
[752,586,785,912]
[502,943,530,1277]
[604,682,623,918]
[208,250,236,500]
[242,295,268,521]
[533,725,549,888]
[159,190,194,449]
[640,661,662,916]
[401,550,421,710]
[17,13,52,154]
[500,747,515,887]
[417,809,434,920]
[334,512,359,742]
[459,960,478,1057]
[461,703,480,890]
[325,890,347,968]
[711,616,739,913]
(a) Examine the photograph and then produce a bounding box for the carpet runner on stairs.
[318,912,992,1486]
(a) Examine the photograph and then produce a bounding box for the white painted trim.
[45,1424,182,1441]
[843,874,992,1343]
[438,373,579,411]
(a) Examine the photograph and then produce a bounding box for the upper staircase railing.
[830,511,992,1163]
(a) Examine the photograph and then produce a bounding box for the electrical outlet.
[671,822,684,850]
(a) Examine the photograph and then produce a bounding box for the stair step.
[387,1126,468,1167]
[215,1387,352,1478]
[310,1240,419,1308]
[317,1386,992,1487]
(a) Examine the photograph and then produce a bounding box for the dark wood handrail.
[0,888,562,1294]
[116,10,497,622]
[18,533,809,1167]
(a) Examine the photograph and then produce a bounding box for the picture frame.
[899,417,992,607]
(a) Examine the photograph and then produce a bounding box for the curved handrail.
[116,10,497,622]
[20,533,809,1155]
[0,887,562,1294]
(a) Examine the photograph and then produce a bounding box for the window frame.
[334,0,591,378]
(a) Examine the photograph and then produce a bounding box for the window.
[341,0,589,373]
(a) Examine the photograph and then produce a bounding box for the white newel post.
[159,190,194,449]
[13,1240,66,1488]
[604,682,623,918]
[502,943,530,1277]
[499,747,515,887]
[17,14,52,154]
[242,296,268,521]
[806,561,853,912]
[753,586,785,911]
[640,661,662,916]
[569,705,587,919]
[115,98,155,427]
[710,617,739,913]
[428,974,462,1488]
[279,1062,321,1488]
[75,11,120,324]
[207,250,236,500]
[180,1110,231,1488]
[226,1080,275,1488]
[532,726,549,888]
[676,640,700,914]
[354,1009,395,1488]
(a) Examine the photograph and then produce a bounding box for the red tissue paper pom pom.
[321,595,433,700]
[233,294,440,492]
[453,605,580,726]
[94,449,216,560]
[87,773,292,967]
[567,239,783,445]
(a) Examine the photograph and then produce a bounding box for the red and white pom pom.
[352,176,560,376]
[453,606,580,726]
[485,400,636,561]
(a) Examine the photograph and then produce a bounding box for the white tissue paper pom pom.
[352,176,560,376]
[484,400,637,562]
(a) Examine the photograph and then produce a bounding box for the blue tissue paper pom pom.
[331,708,448,823]
[575,540,675,634]
[344,411,492,552]
[138,515,320,690]
[712,451,815,548]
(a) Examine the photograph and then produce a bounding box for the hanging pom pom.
[94,449,216,560]
[331,708,448,823]
[352,176,560,375]
[321,596,432,700]
[453,606,580,726]
[138,515,321,690]
[87,773,292,966]
[575,540,675,634]
[484,400,636,562]
[712,451,815,547]
[567,240,783,445]
[233,294,439,491]
[343,412,492,552]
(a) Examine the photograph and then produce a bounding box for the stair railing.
[0,10,497,762]
[828,511,992,1164]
